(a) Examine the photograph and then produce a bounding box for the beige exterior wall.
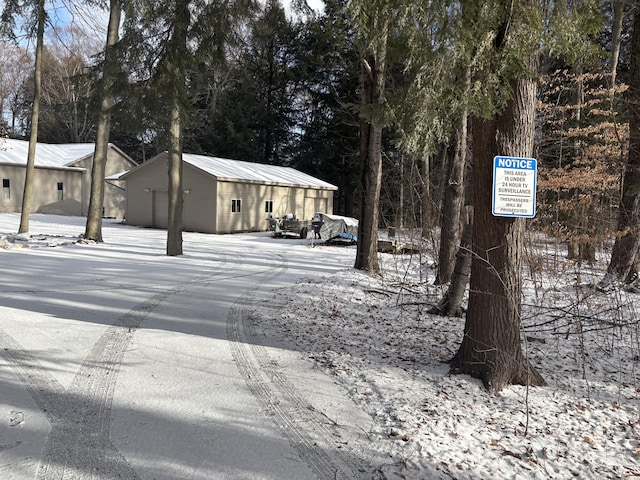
[0,146,134,218]
[215,181,334,234]
[0,165,83,215]
[124,157,219,232]
[182,163,217,232]
[302,189,332,220]
[124,157,169,228]
[103,180,127,219]
[124,154,335,234]
[71,148,136,219]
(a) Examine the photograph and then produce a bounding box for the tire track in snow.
[1,289,172,480]
[1,252,240,480]
[227,254,372,480]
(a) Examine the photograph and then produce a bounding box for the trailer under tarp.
[317,213,358,244]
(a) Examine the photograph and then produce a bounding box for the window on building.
[57,182,64,200]
[232,199,241,213]
[265,200,273,214]
[2,179,9,199]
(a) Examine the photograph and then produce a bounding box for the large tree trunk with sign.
[450,55,545,392]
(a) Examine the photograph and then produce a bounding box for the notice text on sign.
[492,156,537,218]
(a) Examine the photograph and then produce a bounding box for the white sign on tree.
[492,156,537,218]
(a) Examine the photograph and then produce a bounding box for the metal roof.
[182,153,338,190]
[0,138,95,169]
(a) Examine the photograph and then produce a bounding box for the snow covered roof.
[119,152,337,190]
[0,138,95,170]
[105,171,128,181]
[182,153,338,190]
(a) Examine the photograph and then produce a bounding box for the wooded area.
[1,0,639,392]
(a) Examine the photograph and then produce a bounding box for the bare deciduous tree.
[0,42,31,133]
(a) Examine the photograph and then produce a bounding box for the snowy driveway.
[0,215,374,480]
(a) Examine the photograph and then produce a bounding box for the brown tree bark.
[166,92,184,257]
[165,1,189,257]
[18,0,45,234]
[431,206,473,317]
[450,51,545,392]
[354,18,388,274]
[396,154,404,229]
[607,3,640,286]
[610,0,626,87]
[420,155,432,238]
[84,0,122,242]
[435,107,468,285]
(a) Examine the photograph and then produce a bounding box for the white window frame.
[232,198,242,213]
[265,200,273,214]
[2,179,9,199]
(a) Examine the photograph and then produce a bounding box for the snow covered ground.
[253,231,640,479]
[1,214,639,479]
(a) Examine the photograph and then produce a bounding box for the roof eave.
[0,162,85,172]
[215,177,338,190]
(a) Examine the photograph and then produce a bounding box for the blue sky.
[0,0,106,43]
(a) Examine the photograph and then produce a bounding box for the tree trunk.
[354,18,387,274]
[18,0,45,234]
[84,0,122,242]
[610,0,625,87]
[435,106,468,284]
[397,154,404,229]
[570,68,598,264]
[166,89,184,256]
[355,102,383,273]
[431,206,473,317]
[420,155,431,238]
[450,54,545,392]
[165,1,189,257]
[607,4,640,285]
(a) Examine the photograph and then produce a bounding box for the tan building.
[0,139,137,219]
[121,152,338,233]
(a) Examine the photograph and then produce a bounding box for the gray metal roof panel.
[0,139,95,169]
[183,153,337,189]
